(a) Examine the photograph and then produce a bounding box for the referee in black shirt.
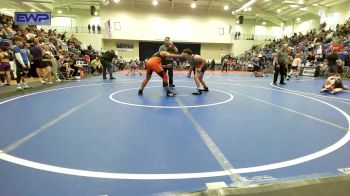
[326,50,339,74]
[101,49,117,79]
[159,37,178,87]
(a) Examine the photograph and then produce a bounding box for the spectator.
[41,44,54,84]
[97,25,101,34]
[90,56,102,74]
[60,56,74,79]
[13,37,31,90]
[326,49,339,74]
[0,41,12,86]
[210,59,215,71]
[222,56,228,72]
[29,41,43,79]
[92,24,96,34]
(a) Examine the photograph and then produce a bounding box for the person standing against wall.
[159,37,178,87]
[97,25,101,34]
[88,24,91,34]
[273,43,288,85]
[92,24,96,34]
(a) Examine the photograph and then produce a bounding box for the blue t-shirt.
[30,46,43,61]
[13,45,29,65]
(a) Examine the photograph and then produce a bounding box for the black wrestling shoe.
[192,90,202,95]
[280,82,287,85]
[169,84,175,88]
[110,77,116,80]
[138,90,143,96]
[200,87,209,92]
[166,90,176,97]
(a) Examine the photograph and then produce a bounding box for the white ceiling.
[0,0,348,25]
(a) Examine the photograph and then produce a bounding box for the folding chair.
[57,66,67,80]
[341,66,349,78]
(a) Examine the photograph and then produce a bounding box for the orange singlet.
[146,52,165,74]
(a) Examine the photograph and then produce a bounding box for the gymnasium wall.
[101,39,231,61]
[201,43,232,62]
[226,18,285,40]
[75,16,101,27]
[234,19,256,35]
[232,40,267,56]
[100,6,235,43]
[283,25,293,36]
[322,0,350,29]
[282,0,350,36]
[0,9,17,16]
[51,16,75,27]
[49,15,101,28]
[254,25,283,38]
[70,33,103,51]
[294,17,321,34]
[102,39,140,60]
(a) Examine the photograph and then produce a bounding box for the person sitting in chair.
[90,56,102,74]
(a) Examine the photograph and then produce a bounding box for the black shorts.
[41,60,52,68]
[194,66,206,75]
[33,60,43,69]
[199,65,207,73]
[15,62,29,75]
